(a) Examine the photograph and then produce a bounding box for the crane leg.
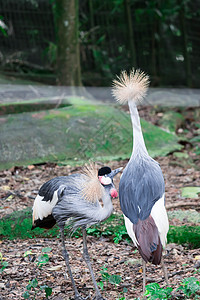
[161,257,169,285]
[82,227,106,300]
[60,228,89,300]
[142,259,146,294]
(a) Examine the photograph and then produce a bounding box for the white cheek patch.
[99,176,112,185]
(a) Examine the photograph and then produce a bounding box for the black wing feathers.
[39,174,80,202]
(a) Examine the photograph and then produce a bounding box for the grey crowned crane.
[112,69,169,292]
[32,164,122,300]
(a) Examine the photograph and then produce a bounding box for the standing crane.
[112,69,169,292]
[32,164,122,300]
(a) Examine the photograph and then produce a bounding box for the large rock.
[0,94,182,170]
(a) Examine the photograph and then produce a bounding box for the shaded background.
[0,0,199,87]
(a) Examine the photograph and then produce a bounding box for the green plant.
[98,266,110,290]
[109,274,122,287]
[36,247,52,268]
[177,277,200,298]
[23,278,52,299]
[98,265,123,295]
[167,225,200,249]
[144,282,172,299]
[113,227,129,244]
[37,254,49,267]
[0,252,8,273]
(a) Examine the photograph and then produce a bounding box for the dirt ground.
[0,157,200,300]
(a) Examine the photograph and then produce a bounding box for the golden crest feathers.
[112,68,150,104]
[81,163,104,203]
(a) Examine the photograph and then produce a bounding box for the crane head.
[98,166,122,198]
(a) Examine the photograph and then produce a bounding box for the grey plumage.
[52,174,113,229]
[119,155,165,224]
[32,164,121,300]
[112,69,169,291]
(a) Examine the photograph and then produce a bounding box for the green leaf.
[45,286,52,297]
[181,187,200,199]
[97,281,104,290]
[145,282,160,295]
[109,274,122,285]
[26,283,32,291]
[100,268,110,281]
[1,261,8,268]
[179,277,200,297]
[40,285,52,297]
[30,278,38,288]
[24,250,33,257]
[37,253,49,266]
[23,291,30,299]
[145,282,172,299]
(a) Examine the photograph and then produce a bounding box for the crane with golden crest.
[112,69,169,292]
[32,163,122,300]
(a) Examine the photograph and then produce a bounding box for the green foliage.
[177,277,200,298]
[37,253,49,268]
[167,225,200,248]
[144,283,172,299]
[98,265,123,293]
[0,208,60,239]
[0,252,8,274]
[23,278,52,299]
[1,209,200,249]
[98,266,110,290]
[158,111,184,133]
[190,123,200,155]
[24,250,33,257]
[109,274,122,286]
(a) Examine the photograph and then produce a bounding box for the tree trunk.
[124,0,137,67]
[55,0,82,86]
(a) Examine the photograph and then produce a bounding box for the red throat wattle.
[110,188,118,198]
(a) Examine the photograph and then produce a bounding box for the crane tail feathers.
[133,216,162,265]
[31,214,56,230]
[112,68,150,104]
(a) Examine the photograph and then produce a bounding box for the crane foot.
[92,296,107,300]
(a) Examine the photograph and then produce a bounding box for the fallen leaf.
[47,265,63,271]
[1,185,10,191]
[194,255,200,260]
[139,268,143,273]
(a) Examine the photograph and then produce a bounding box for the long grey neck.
[99,191,113,221]
[128,100,148,158]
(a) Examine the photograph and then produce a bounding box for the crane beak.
[108,167,123,179]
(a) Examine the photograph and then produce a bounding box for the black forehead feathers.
[98,166,111,176]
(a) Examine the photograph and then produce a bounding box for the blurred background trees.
[0,0,199,87]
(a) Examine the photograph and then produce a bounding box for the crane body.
[32,165,121,300]
[112,69,169,291]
